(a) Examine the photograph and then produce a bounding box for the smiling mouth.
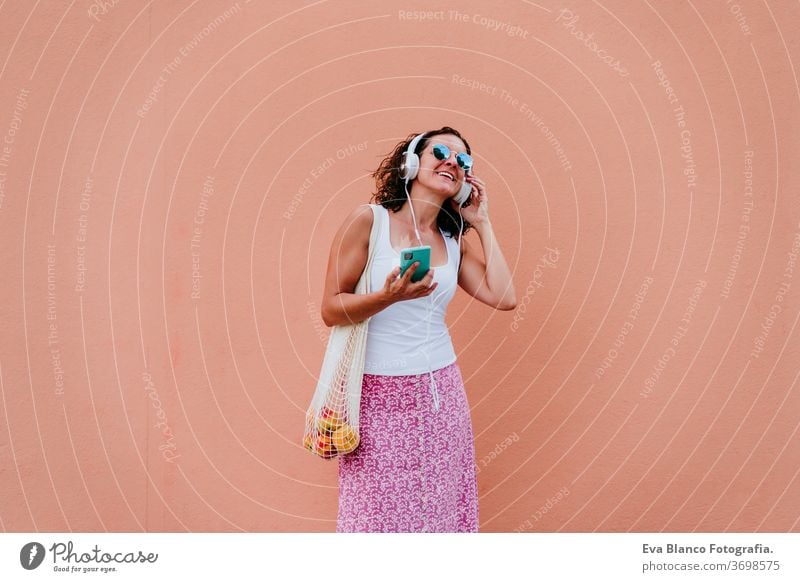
[436,171,455,181]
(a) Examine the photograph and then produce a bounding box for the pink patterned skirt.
[337,361,479,532]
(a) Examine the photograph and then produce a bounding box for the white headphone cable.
[404,180,440,411]
[403,175,467,413]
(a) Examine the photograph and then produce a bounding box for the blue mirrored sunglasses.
[431,143,473,171]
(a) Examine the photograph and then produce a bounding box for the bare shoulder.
[331,204,373,253]
[349,203,375,230]
[336,204,374,249]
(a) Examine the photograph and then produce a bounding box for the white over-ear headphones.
[399,132,473,205]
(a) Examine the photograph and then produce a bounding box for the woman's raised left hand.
[450,174,490,226]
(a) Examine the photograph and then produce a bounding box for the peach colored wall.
[0,0,798,532]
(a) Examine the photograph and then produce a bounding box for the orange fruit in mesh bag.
[317,406,344,434]
[331,424,360,454]
[313,433,336,459]
[303,434,315,453]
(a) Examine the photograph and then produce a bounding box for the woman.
[320,126,517,532]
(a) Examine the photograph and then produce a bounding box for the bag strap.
[356,204,383,295]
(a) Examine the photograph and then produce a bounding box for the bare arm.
[320,205,438,327]
[457,221,517,310]
[448,172,516,310]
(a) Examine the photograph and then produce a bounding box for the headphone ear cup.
[454,176,472,205]
[400,152,419,180]
[400,132,426,181]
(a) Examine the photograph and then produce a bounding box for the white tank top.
[364,204,459,375]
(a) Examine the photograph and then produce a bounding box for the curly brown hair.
[369,127,474,240]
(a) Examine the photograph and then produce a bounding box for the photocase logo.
[20,542,46,570]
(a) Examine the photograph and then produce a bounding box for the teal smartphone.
[399,246,431,282]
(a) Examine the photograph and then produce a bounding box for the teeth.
[437,171,455,181]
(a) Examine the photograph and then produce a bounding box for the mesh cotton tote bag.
[303,204,383,459]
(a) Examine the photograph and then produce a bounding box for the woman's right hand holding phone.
[382,262,437,303]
